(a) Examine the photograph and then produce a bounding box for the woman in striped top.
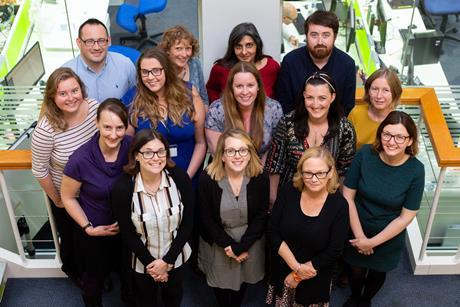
[31,67,98,283]
[111,129,194,307]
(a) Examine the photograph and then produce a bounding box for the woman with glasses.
[159,25,209,106]
[127,48,206,185]
[205,62,282,163]
[198,129,268,307]
[111,129,193,307]
[31,67,98,285]
[348,68,402,150]
[206,22,280,103]
[342,111,424,307]
[61,99,131,306]
[265,71,356,206]
[266,147,349,306]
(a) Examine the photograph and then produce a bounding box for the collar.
[135,170,170,194]
[79,53,109,73]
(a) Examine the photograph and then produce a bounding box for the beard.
[308,44,333,60]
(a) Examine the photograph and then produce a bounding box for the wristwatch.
[82,222,93,231]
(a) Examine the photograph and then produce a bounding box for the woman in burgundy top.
[206,22,280,103]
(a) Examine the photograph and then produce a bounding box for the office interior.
[0,0,459,295]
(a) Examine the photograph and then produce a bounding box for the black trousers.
[213,283,247,307]
[49,200,77,277]
[133,267,183,307]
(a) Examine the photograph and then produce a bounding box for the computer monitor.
[345,3,356,52]
[3,42,45,86]
[369,0,392,54]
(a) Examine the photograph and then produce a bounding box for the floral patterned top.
[265,111,356,186]
[205,97,283,156]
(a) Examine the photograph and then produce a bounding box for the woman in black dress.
[267,147,349,306]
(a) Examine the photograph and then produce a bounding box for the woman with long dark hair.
[206,22,280,103]
[265,72,356,205]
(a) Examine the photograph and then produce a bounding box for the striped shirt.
[131,170,191,273]
[31,99,98,193]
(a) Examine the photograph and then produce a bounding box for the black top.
[276,46,356,115]
[198,171,269,256]
[111,166,194,266]
[268,184,350,305]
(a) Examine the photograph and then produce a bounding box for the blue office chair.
[108,45,141,65]
[422,0,460,42]
[116,0,167,50]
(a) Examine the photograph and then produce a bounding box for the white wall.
[199,0,282,79]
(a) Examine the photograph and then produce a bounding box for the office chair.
[422,0,460,42]
[108,45,141,65]
[117,0,167,50]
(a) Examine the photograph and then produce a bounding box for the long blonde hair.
[221,62,266,151]
[130,48,194,128]
[206,128,262,181]
[39,67,88,131]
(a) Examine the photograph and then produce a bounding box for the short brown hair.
[206,128,262,181]
[97,98,128,128]
[123,129,175,175]
[40,67,88,131]
[292,147,339,193]
[304,10,339,36]
[372,111,419,156]
[159,25,199,58]
[363,68,402,108]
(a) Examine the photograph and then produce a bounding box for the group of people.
[30,9,425,307]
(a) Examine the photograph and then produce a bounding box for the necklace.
[306,124,328,147]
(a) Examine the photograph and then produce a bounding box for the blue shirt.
[63,51,136,103]
[188,57,209,106]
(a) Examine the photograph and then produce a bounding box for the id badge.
[170,145,178,157]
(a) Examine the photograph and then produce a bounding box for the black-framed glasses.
[301,168,331,180]
[80,38,108,47]
[381,132,410,144]
[138,149,167,159]
[223,147,250,157]
[140,68,164,77]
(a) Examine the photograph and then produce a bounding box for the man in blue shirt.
[63,18,136,103]
[276,10,356,115]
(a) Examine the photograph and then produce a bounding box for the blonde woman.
[267,147,349,307]
[128,48,206,184]
[198,128,269,307]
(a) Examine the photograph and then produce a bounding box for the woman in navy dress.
[127,48,206,184]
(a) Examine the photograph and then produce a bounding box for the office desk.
[369,3,449,85]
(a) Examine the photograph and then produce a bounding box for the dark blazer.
[111,166,194,266]
[198,171,269,256]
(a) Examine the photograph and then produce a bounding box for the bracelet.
[292,272,302,282]
[82,222,93,231]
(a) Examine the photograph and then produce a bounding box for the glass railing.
[0,85,459,274]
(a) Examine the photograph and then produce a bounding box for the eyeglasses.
[138,149,167,159]
[301,168,331,180]
[381,131,410,144]
[80,38,109,47]
[140,68,164,77]
[305,72,336,93]
[223,147,250,157]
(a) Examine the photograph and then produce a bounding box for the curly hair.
[159,25,199,58]
[130,48,195,128]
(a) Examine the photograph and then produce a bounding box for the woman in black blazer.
[198,128,269,307]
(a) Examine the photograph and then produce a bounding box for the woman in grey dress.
[198,128,269,307]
